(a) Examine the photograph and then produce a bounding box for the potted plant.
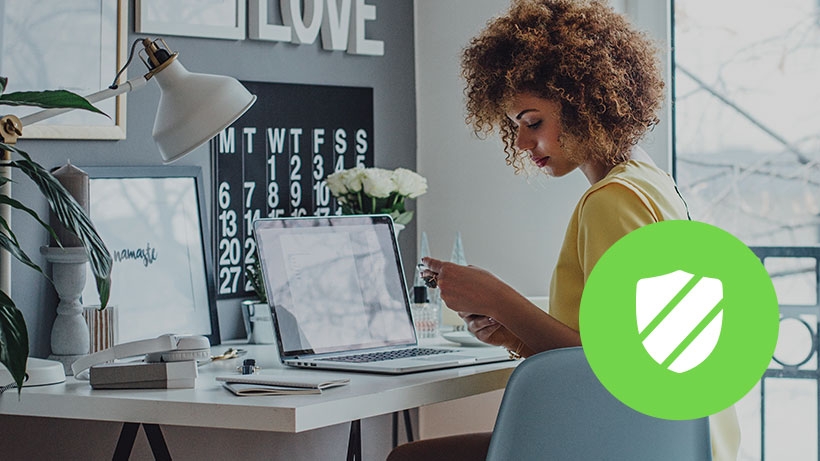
[242,255,274,344]
[0,77,112,393]
[245,253,267,306]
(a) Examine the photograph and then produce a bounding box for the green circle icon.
[580,220,779,420]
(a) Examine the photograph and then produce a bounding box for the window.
[673,1,820,459]
[674,0,820,246]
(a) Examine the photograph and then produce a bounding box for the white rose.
[393,168,428,198]
[326,171,348,196]
[342,168,365,193]
[362,168,395,198]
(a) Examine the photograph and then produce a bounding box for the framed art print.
[0,0,127,139]
[136,0,246,40]
[80,166,220,345]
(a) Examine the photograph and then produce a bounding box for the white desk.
[0,344,517,459]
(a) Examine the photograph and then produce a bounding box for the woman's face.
[505,93,579,177]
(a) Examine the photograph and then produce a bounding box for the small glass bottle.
[411,285,440,339]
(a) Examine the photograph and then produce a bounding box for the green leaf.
[0,232,45,276]
[4,144,112,307]
[0,215,20,247]
[0,195,61,245]
[244,253,267,304]
[0,90,107,117]
[0,77,7,95]
[95,274,110,309]
[341,203,355,215]
[0,291,29,394]
[393,210,414,226]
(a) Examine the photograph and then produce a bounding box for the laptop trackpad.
[414,354,476,363]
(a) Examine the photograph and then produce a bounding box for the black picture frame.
[80,166,220,346]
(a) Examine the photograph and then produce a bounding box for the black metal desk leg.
[143,423,172,461]
[347,419,362,461]
[391,409,415,449]
[112,422,171,461]
[113,423,141,461]
[392,412,399,448]
[403,409,414,443]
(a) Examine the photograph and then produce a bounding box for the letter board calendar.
[212,81,374,299]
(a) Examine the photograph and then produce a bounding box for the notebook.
[252,214,511,374]
[216,375,350,396]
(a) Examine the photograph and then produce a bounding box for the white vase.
[241,300,276,344]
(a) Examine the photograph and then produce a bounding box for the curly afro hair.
[461,0,664,173]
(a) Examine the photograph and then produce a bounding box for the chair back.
[486,346,712,461]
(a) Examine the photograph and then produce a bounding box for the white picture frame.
[136,0,246,40]
[0,0,128,140]
[80,166,221,346]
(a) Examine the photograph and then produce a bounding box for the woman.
[388,1,740,460]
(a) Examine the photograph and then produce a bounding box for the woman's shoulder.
[588,160,670,194]
[578,175,654,219]
[579,160,687,221]
[581,161,650,196]
[612,159,669,180]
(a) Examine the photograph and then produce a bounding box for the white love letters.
[249,0,384,56]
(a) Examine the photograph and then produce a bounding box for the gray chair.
[486,346,712,461]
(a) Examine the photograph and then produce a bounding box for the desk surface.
[0,343,517,433]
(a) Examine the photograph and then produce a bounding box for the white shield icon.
[636,270,724,373]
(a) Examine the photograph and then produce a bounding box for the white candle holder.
[40,246,90,375]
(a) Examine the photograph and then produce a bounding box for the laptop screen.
[253,215,417,357]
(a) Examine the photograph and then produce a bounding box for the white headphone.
[71,334,212,377]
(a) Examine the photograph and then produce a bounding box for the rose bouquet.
[326,167,427,225]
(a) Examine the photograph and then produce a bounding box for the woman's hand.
[421,257,523,320]
[422,256,563,355]
[459,313,517,349]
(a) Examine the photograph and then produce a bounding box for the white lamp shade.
[151,60,256,163]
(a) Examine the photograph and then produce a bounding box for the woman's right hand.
[422,257,526,320]
[459,313,520,350]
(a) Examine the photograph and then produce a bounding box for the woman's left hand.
[460,313,514,348]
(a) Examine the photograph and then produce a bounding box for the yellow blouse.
[547,160,739,461]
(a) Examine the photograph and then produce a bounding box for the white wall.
[414,0,671,300]
[623,0,673,172]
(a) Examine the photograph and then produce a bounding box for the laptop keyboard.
[318,348,452,363]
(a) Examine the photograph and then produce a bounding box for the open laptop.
[252,214,511,373]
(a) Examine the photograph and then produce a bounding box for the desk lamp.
[0,37,256,384]
[8,37,257,163]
